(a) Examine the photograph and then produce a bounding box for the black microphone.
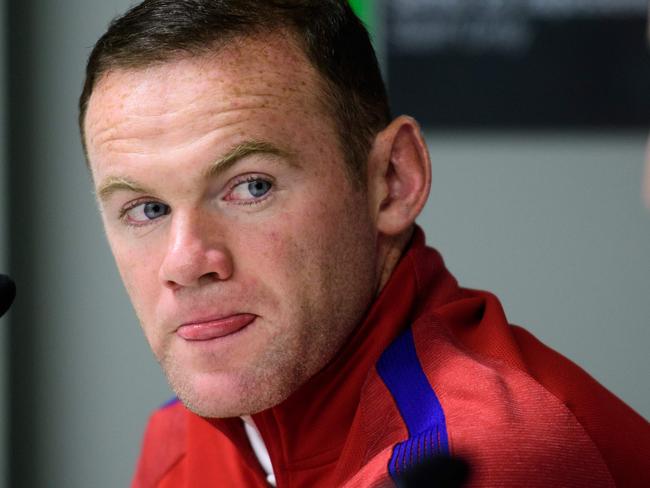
[396,455,471,488]
[0,274,16,318]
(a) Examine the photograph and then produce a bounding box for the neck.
[376,226,414,293]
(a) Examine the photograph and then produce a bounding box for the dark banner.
[386,1,650,128]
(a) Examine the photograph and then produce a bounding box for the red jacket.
[133,228,649,487]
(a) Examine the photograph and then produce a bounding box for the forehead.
[83,33,333,163]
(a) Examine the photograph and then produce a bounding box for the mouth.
[176,313,257,341]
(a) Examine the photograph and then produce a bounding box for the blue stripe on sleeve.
[376,327,450,480]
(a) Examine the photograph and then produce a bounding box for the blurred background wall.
[0,0,7,484]
[2,1,649,487]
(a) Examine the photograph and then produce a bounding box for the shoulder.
[416,309,649,487]
[510,325,650,488]
[365,306,650,486]
[131,398,188,488]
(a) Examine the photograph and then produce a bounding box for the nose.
[159,212,234,289]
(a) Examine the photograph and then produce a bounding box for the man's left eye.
[227,178,273,202]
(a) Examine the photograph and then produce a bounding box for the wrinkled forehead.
[83,33,330,149]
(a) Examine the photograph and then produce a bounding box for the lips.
[176,313,256,341]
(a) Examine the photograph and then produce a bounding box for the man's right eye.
[121,201,171,226]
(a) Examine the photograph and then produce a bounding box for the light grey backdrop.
[3,1,649,487]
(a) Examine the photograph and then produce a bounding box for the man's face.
[84,35,380,417]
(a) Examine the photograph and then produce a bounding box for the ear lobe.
[370,116,431,236]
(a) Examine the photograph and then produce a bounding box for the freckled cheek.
[267,213,336,269]
[111,241,165,315]
[231,220,310,293]
[234,225,293,272]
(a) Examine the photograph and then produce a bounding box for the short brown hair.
[79,0,391,181]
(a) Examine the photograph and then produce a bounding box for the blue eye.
[228,177,273,202]
[123,200,170,225]
[248,180,272,198]
[143,202,169,220]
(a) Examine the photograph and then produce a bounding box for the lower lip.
[176,314,256,341]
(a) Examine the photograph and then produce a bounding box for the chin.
[167,368,297,419]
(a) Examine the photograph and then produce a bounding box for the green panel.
[348,0,375,33]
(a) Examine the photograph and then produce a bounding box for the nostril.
[194,272,221,287]
[200,271,221,284]
[164,279,182,291]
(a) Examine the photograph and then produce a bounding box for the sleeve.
[512,325,650,488]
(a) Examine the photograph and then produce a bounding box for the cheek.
[242,199,364,295]
[235,226,302,287]
[231,216,322,308]
[110,237,163,316]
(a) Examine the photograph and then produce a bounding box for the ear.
[367,116,432,236]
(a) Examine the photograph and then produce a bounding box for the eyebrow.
[202,140,293,179]
[96,176,153,202]
[96,140,293,203]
